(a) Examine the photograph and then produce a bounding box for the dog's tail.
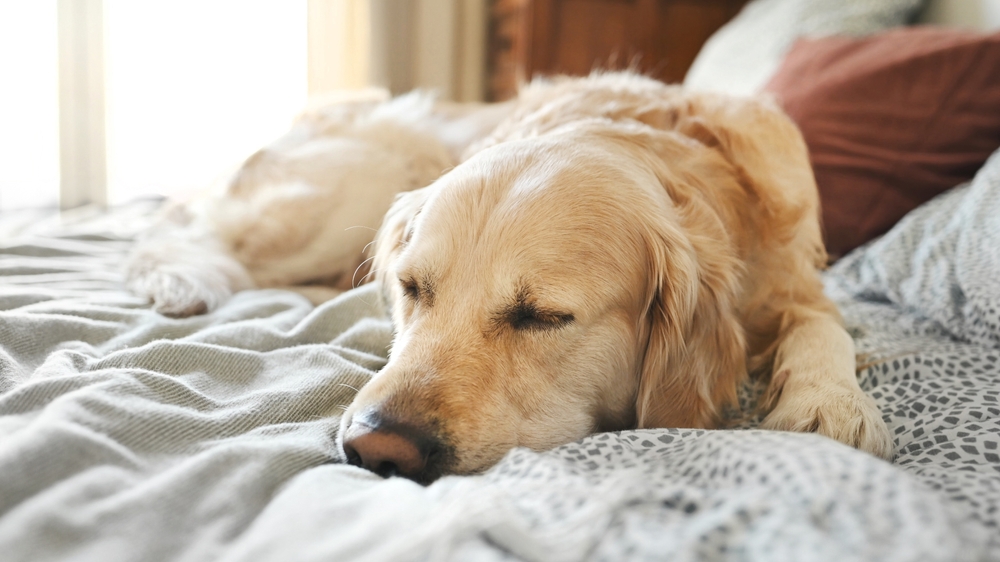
[125,204,254,317]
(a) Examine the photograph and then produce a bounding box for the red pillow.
[764,27,1000,259]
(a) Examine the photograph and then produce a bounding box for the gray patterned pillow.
[826,148,1000,349]
[684,0,925,96]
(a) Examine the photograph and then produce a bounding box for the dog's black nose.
[341,411,445,484]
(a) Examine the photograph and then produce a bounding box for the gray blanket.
[2,147,1000,561]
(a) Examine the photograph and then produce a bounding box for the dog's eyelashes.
[508,305,574,331]
[400,278,420,301]
[399,276,436,306]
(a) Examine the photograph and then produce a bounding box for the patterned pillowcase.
[683,0,924,96]
[826,148,1000,350]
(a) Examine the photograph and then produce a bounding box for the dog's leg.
[126,226,254,317]
[760,310,893,460]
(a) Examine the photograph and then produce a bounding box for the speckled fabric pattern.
[447,430,990,562]
[819,147,1000,559]
[826,149,1000,349]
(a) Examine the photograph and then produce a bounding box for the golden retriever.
[338,73,892,483]
[127,73,893,485]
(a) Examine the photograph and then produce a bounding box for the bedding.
[2,152,1000,560]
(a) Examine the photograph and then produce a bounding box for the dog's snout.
[342,427,425,478]
[342,411,445,484]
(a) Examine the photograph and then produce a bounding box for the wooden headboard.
[487,0,751,101]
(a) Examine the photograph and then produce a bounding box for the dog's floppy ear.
[371,186,432,300]
[641,93,826,264]
[635,214,747,429]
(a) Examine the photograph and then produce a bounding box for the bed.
[4,1,1000,560]
[2,155,999,562]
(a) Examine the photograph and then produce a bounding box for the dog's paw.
[125,237,254,318]
[143,273,216,317]
[761,383,894,460]
[127,267,227,317]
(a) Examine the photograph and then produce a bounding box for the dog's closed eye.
[506,303,574,332]
[400,277,420,301]
[399,276,436,307]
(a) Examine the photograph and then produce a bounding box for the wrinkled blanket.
[2,150,1000,561]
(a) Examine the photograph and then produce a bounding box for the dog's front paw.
[761,383,893,460]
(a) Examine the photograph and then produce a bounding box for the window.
[0,2,60,211]
[0,0,307,211]
[0,0,482,213]
[105,0,308,204]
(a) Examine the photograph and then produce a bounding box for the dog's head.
[339,122,746,483]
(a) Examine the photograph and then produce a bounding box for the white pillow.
[683,0,924,96]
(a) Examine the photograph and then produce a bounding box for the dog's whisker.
[352,256,376,289]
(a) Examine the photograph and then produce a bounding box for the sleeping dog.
[127,73,893,484]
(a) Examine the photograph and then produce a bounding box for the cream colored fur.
[126,91,511,316]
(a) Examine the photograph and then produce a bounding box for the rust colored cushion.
[764,27,1000,258]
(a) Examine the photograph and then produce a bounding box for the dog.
[127,73,893,485]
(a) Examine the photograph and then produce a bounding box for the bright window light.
[105,0,308,204]
[0,1,60,212]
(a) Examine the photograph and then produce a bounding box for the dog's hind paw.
[125,237,254,318]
